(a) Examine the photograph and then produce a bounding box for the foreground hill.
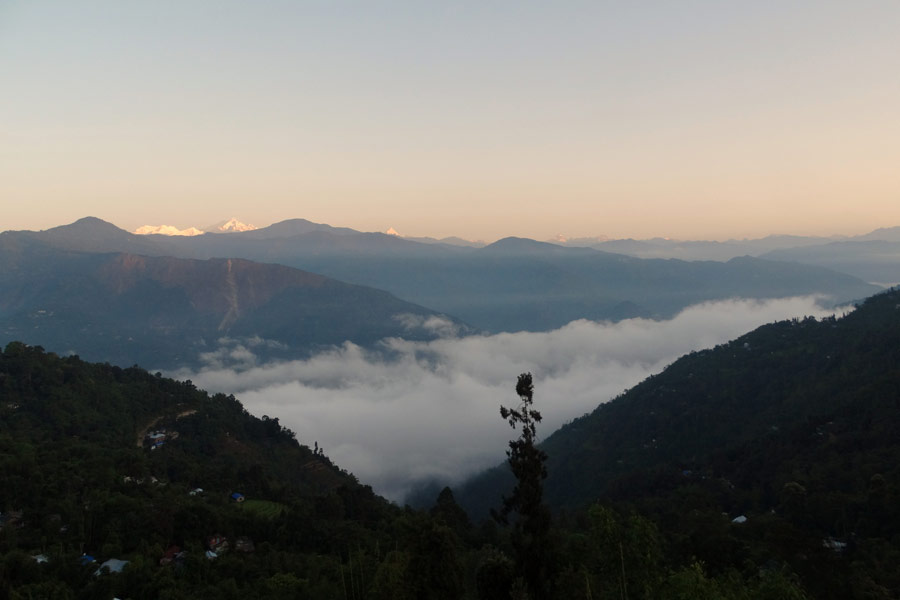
[457,288,900,598]
[0,235,462,369]
[0,342,353,503]
[0,342,392,597]
[6,344,561,599]
[541,288,900,507]
[5,218,882,334]
[1,338,880,598]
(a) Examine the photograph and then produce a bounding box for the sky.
[2,1,899,241]
[175,296,839,501]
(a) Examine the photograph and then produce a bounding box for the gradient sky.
[2,1,899,241]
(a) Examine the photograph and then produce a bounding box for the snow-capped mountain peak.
[206,218,257,233]
[134,218,257,236]
[385,227,401,236]
[133,224,205,236]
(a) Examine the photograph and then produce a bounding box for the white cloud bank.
[175,296,840,502]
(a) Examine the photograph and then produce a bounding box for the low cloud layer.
[175,297,839,501]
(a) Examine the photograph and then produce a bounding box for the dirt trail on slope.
[218,258,240,331]
[136,408,199,447]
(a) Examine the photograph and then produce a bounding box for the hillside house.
[95,559,129,575]
[207,534,229,553]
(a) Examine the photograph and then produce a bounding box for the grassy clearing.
[241,499,286,519]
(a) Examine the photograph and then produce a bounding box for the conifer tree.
[495,372,552,600]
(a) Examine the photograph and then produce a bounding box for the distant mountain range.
[131,218,900,278]
[65,218,885,329]
[2,217,885,341]
[133,217,257,236]
[0,221,459,369]
[550,228,900,285]
[761,240,900,286]
[133,224,206,236]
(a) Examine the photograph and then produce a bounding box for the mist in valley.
[173,296,840,501]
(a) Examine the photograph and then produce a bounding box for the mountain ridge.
[0,243,464,369]
[456,287,900,512]
[1,217,883,334]
[451,287,900,597]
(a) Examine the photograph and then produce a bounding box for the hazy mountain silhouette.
[584,234,839,261]
[136,221,883,331]
[8,217,172,256]
[3,217,882,334]
[854,225,900,242]
[0,239,460,369]
[562,227,900,282]
[763,240,900,285]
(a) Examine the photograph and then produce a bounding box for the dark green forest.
[458,288,900,599]
[3,289,900,598]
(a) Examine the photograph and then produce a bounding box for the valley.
[2,216,900,598]
[5,3,899,595]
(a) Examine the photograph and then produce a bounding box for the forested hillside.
[6,285,900,597]
[0,343,445,598]
[458,289,900,598]
[1,342,820,599]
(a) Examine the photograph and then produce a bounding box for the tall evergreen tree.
[495,373,553,599]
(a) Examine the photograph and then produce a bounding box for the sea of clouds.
[174,296,840,502]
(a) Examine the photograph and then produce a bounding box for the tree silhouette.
[495,372,552,599]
